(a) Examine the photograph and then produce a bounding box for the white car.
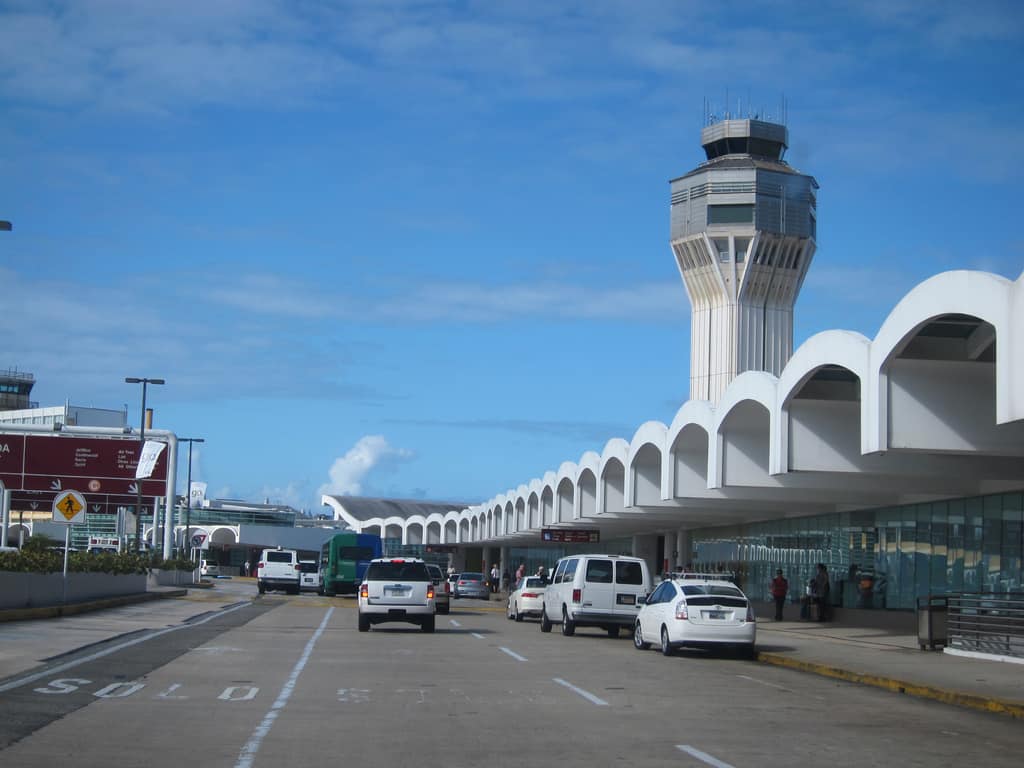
[297,560,319,592]
[199,560,220,577]
[633,573,756,657]
[358,557,436,632]
[507,576,547,621]
[541,554,651,638]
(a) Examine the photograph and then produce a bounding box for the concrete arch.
[576,451,601,520]
[554,461,578,522]
[406,520,424,546]
[599,438,629,514]
[426,520,442,544]
[384,521,403,542]
[667,400,716,497]
[209,526,237,545]
[459,518,469,543]
[713,371,778,489]
[527,490,540,529]
[444,519,458,544]
[627,421,668,507]
[870,271,1018,452]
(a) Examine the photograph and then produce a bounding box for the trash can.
[917,595,948,650]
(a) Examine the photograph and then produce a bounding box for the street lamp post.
[179,437,204,560]
[125,377,164,553]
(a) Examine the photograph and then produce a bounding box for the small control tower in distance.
[670,112,818,403]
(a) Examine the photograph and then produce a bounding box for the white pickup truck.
[256,547,300,594]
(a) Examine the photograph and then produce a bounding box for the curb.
[0,589,189,623]
[757,651,1024,720]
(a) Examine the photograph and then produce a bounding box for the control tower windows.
[708,204,754,225]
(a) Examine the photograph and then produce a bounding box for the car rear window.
[616,561,644,585]
[460,572,483,581]
[585,560,613,584]
[297,562,318,573]
[366,562,430,581]
[266,551,294,563]
[524,577,546,589]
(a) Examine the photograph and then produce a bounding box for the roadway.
[1,581,1023,767]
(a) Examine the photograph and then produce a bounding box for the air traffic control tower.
[670,117,818,403]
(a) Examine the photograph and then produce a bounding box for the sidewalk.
[755,619,1024,719]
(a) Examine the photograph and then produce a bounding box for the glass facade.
[687,492,1023,611]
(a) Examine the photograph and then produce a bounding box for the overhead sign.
[0,434,167,495]
[541,528,601,544]
[53,490,87,524]
[12,490,149,516]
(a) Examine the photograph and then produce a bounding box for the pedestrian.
[515,562,525,582]
[490,563,500,593]
[535,564,547,584]
[243,560,250,577]
[770,569,789,621]
[814,563,831,622]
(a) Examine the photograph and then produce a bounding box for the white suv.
[358,557,436,632]
[256,547,300,595]
[541,554,651,638]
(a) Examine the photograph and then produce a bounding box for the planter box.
[148,568,198,587]
[0,571,147,610]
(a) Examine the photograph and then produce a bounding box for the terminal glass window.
[707,204,754,225]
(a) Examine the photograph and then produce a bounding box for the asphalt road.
[1,588,1022,767]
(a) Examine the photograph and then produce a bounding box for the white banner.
[189,481,207,507]
[135,440,166,479]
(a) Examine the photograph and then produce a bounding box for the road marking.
[736,674,789,690]
[234,608,333,768]
[499,647,527,661]
[471,632,485,639]
[449,619,462,627]
[676,745,735,768]
[553,677,608,706]
[0,602,251,694]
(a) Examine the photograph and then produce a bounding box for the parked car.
[540,554,651,637]
[426,563,451,615]
[200,560,220,577]
[358,557,436,632]
[256,547,300,595]
[453,571,490,600]
[633,573,756,657]
[507,576,547,621]
[297,560,319,592]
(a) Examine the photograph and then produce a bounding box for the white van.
[540,554,651,638]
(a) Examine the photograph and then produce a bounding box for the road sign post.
[53,489,86,604]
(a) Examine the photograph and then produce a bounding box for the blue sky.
[1,1,1022,513]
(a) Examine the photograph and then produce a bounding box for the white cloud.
[318,435,414,497]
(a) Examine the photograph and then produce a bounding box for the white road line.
[0,602,251,693]
[552,677,608,706]
[449,619,462,627]
[499,647,527,661]
[234,607,333,768]
[736,674,789,690]
[676,745,736,768]
[471,632,485,639]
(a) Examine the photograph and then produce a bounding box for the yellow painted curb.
[757,652,1024,720]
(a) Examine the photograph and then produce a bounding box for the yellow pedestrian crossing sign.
[53,490,87,524]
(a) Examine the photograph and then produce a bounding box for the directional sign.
[0,433,168,495]
[53,490,87,524]
[541,528,600,544]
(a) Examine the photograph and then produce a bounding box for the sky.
[1,0,1022,514]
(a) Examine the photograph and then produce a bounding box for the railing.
[947,593,1024,658]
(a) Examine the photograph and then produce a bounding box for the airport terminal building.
[322,117,1024,613]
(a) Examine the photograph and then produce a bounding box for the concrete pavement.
[1,583,1023,720]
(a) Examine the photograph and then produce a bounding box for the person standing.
[490,563,500,593]
[770,569,789,621]
[814,563,831,622]
[515,562,525,582]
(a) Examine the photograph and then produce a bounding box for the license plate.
[616,594,636,606]
[385,586,409,596]
[706,610,727,619]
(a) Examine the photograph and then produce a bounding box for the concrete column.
[631,534,659,580]
[1,488,9,547]
[675,530,690,570]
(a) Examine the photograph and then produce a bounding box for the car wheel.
[660,625,673,656]
[540,606,552,633]
[358,613,370,632]
[422,616,436,633]
[607,626,620,638]
[633,622,649,650]
[561,606,575,636]
[257,582,266,594]
[514,602,524,622]
[506,600,514,620]
[440,603,450,615]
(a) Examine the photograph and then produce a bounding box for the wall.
[0,572,147,610]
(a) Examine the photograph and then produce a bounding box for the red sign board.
[0,433,167,496]
[11,491,153,516]
[541,528,600,544]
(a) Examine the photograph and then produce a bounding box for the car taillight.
[458,580,466,586]
[427,585,435,599]
[522,592,540,599]
[257,562,264,570]
[675,600,688,620]
[746,603,756,622]
[572,588,581,603]
[444,582,450,594]
[359,584,368,599]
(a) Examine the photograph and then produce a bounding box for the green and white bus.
[318,533,382,596]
